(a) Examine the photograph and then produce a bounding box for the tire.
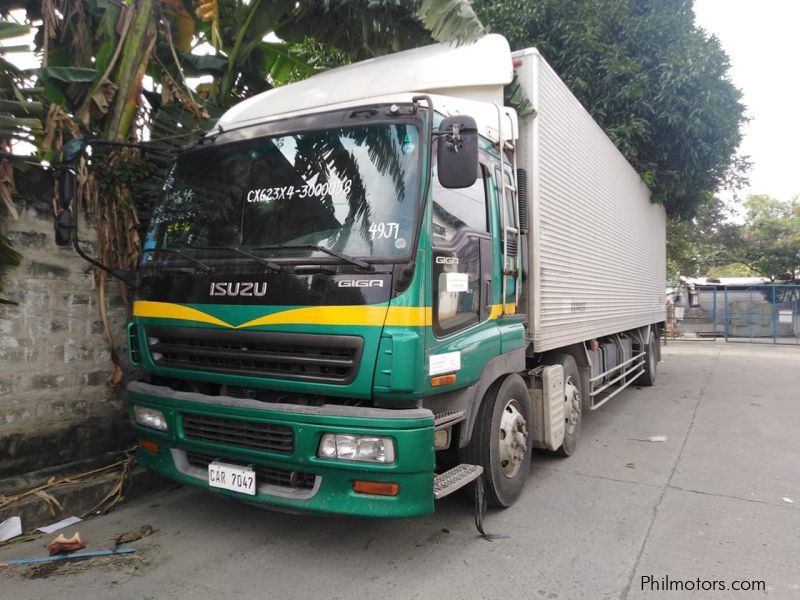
[553,354,582,457]
[463,374,532,508]
[638,333,658,387]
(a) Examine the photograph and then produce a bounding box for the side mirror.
[436,116,478,189]
[54,209,73,246]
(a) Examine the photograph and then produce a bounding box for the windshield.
[143,122,421,264]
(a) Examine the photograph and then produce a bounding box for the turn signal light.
[353,481,399,496]
[430,374,456,387]
[139,438,159,454]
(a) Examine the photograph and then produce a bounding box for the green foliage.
[504,75,535,119]
[3,0,487,307]
[0,233,22,305]
[36,66,98,83]
[667,194,799,282]
[288,37,353,73]
[417,0,486,45]
[0,234,22,265]
[473,0,747,219]
[666,195,744,278]
[740,195,800,281]
[1,17,38,303]
[0,21,42,151]
[0,22,30,39]
[706,263,754,278]
[275,0,484,62]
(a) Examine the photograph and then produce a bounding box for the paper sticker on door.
[445,272,469,293]
[429,351,461,376]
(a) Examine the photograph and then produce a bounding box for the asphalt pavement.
[2,340,799,599]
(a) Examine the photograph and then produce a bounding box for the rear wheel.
[553,354,582,457]
[638,333,658,386]
[464,374,532,508]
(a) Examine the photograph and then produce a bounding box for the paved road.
[3,341,799,599]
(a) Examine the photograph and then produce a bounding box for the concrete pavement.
[2,341,799,599]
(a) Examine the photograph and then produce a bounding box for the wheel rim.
[564,376,581,437]
[499,399,528,478]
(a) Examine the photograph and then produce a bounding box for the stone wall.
[0,168,132,481]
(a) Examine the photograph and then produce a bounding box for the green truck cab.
[54,35,666,519]
[124,95,525,516]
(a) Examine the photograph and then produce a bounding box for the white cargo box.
[513,49,667,352]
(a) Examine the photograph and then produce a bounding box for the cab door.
[425,161,500,392]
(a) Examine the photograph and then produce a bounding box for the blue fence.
[681,285,800,345]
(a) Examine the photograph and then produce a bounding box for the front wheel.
[464,374,532,508]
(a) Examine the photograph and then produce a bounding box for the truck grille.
[186,451,315,490]
[146,326,362,384]
[182,413,294,454]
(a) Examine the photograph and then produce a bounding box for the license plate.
[208,461,256,496]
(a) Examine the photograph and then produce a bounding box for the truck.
[54,34,666,519]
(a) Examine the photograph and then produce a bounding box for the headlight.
[132,405,168,431]
[317,434,395,464]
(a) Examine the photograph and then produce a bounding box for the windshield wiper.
[253,244,372,271]
[214,246,283,272]
[141,248,213,273]
[188,246,282,273]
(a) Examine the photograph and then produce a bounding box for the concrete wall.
[0,169,133,481]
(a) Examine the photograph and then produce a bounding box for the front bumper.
[128,382,436,517]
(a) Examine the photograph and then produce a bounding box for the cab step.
[433,464,483,500]
[433,410,466,430]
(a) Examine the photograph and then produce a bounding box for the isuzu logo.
[209,282,268,297]
[337,280,384,288]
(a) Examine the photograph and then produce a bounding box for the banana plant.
[200,0,485,106]
[10,0,489,270]
[0,21,33,303]
[1,21,43,214]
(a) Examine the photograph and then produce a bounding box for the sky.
[3,4,798,203]
[694,0,800,203]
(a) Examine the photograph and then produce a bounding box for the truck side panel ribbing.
[514,49,667,352]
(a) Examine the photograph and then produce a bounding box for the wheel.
[463,374,532,508]
[553,354,582,457]
[638,333,657,386]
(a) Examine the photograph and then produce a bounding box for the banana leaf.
[181,52,229,77]
[0,23,29,40]
[0,99,44,116]
[34,66,98,83]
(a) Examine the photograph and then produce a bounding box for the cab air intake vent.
[128,323,142,364]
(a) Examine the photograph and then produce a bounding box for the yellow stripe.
[384,306,432,327]
[489,303,517,319]
[133,301,516,329]
[133,301,430,328]
[239,305,390,328]
[133,301,232,328]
